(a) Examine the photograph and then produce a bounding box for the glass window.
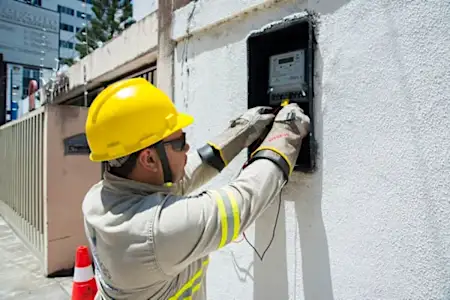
[60,23,74,32]
[60,40,74,49]
[77,11,92,20]
[23,0,42,6]
[58,5,75,16]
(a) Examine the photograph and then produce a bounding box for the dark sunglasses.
[160,132,187,151]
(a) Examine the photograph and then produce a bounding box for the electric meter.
[268,50,306,105]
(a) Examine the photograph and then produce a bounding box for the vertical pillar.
[157,0,194,99]
[157,0,175,99]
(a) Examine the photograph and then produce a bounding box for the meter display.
[268,50,306,104]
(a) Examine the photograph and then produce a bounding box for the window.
[58,5,74,16]
[60,40,74,49]
[77,11,92,20]
[23,0,41,6]
[76,27,83,32]
[79,0,92,4]
[60,23,74,32]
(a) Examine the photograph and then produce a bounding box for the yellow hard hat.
[86,77,194,162]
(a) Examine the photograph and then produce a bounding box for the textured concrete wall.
[45,105,100,275]
[172,0,450,299]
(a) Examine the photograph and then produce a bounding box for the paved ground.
[0,217,72,299]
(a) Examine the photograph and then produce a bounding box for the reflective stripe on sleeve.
[210,189,241,248]
[169,259,209,300]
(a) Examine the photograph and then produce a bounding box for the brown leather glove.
[246,103,310,179]
[197,106,275,171]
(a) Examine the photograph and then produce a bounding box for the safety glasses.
[161,132,187,152]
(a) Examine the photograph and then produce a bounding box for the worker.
[82,77,310,300]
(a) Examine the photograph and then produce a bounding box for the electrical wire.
[231,156,287,261]
[242,188,283,261]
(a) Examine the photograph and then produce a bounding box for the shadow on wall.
[294,48,334,300]
[253,199,290,300]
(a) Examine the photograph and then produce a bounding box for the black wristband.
[246,149,290,181]
[197,144,226,172]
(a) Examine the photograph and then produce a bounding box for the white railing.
[0,107,46,259]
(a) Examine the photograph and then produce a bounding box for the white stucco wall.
[172,0,450,299]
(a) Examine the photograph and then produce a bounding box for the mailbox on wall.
[247,12,317,172]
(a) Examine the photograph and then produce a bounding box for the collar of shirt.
[102,171,174,196]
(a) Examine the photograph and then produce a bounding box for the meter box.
[247,12,317,172]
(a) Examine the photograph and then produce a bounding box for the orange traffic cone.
[72,246,98,300]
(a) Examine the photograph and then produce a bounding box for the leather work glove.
[246,103,310,180]
[197,106,275,172]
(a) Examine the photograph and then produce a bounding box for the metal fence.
[131,65,157,83]
[0,108,45,258]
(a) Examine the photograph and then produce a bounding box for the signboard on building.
[0,0,59,69]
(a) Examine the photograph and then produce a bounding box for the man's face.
[163,130,190,182]
[136,130,190,185]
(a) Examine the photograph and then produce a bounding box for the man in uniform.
[82,77,310,300]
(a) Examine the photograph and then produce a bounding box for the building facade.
[0,0,60,122]
[14,0,94,64]
[40,0,94,62]
[1,0,93,123]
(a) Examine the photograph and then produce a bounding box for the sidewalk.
[0,217,72,299]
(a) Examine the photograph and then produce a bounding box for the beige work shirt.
[82,151,285,300]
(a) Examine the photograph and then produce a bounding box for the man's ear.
[138,148,159,172]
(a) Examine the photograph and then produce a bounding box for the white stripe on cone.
[73,265,95,283]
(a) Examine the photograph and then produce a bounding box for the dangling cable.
[230,149,287,261]
[242,184,285,261]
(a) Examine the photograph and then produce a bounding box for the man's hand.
[230,106,275,148]
[246,103,311,180]
[197,106,275,172]
[274,103,310,139]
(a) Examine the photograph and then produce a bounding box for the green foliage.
[59,57,75,66]
[74,0,134,60]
